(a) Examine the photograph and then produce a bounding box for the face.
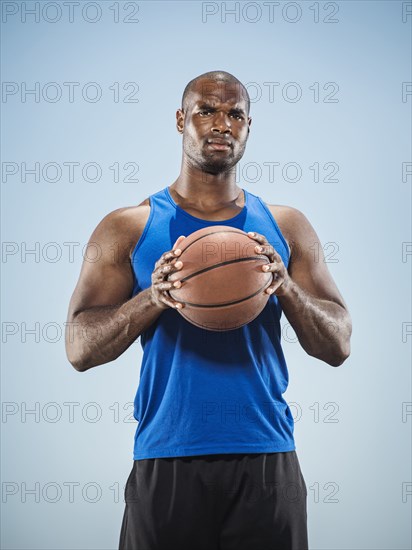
[176,78,252,175]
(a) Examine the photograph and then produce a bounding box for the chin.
[201,154,238,172]
[200,161,234,175]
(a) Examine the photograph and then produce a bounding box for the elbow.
[310,350,349,367]
[65,340,112,372]
[306,311,352,367]
[328,315,352,367]
[70,359,91,373]
[66,353,89,373]
[308,337,351,367]
[65,343,93,373]
[327,342,351,367]
[328,352,350,367]
[65,322,97,372]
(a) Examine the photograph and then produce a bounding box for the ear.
[176,109,185,134]
[246,116,252,135]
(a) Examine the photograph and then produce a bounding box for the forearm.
[277,279,352,366]
[65,288,163,372]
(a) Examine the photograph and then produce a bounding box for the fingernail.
[175,303,182,309]
[248,232,255,237]
[262,265,269,271]
[174,248,181,255]
[256,246,262,252]
[267,288,274,294]
[175,261,183,268]
[173,281,181,287]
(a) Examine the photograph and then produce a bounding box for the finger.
[161,291,184,309]
[255,244,275,256]
[172,235,186,250]
[262,262,276,273]
[154,263,173,278]
[265,274,284,294]
[156,280,182,291]
[262,259,285,277]
[155,238,186,268]
[156,250,180,266]
[168,260,183,273]
[247,231,267,244]
[155,260,183,278]
[161,236,186,266]
[155,251,183,271]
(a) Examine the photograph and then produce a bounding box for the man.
[65,70,352,550]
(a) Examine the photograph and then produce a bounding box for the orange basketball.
[167,226,273,331]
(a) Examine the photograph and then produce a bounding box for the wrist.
[275,274,294,298]
[146,287,167,311]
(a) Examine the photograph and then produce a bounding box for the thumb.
[172,235,186,250]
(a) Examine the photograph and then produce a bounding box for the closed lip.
[207,138,233,147]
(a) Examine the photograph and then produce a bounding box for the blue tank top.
[130,186,295,460]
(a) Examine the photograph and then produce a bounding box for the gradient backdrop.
[1,1,411,548]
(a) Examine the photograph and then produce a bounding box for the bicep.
[68,217,135,319]
[287,209,348,310]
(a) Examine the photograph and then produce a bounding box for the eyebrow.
[197,102,246,116]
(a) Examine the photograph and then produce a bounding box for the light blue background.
[1,1,411,548]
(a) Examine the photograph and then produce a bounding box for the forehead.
[189,78,248,109]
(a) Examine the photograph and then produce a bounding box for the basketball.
[167,226,273,331]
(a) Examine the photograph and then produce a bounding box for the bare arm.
[250,207,352,367]
[277,281,351,367]
[65,207,185,372]
[66,289,162,372]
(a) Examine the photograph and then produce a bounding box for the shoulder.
[264,203,316,259]
[266,204,312,233]
[89,197,151,260]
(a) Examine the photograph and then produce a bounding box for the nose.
[211,111,232,134]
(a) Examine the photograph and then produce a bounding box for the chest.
[132,211,290,295]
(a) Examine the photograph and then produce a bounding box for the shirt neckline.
[164,186,248,224]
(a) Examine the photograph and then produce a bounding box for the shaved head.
[181,71,250,115]
[176,70,252,176]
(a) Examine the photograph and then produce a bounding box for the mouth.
[206,138,233,151]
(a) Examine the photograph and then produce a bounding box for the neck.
[171,157,242,207]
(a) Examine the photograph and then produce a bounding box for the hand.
[247,231,291,296]
[150,235,186,310]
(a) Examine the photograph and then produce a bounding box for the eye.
[199,109,212,116]
[230,113,243,121]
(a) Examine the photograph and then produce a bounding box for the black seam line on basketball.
[178,255,269,283]
[179,309,262,331]
[182,229,246,255]
[174,277,272,308]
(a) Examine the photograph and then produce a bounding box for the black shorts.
[119,451,308,550]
